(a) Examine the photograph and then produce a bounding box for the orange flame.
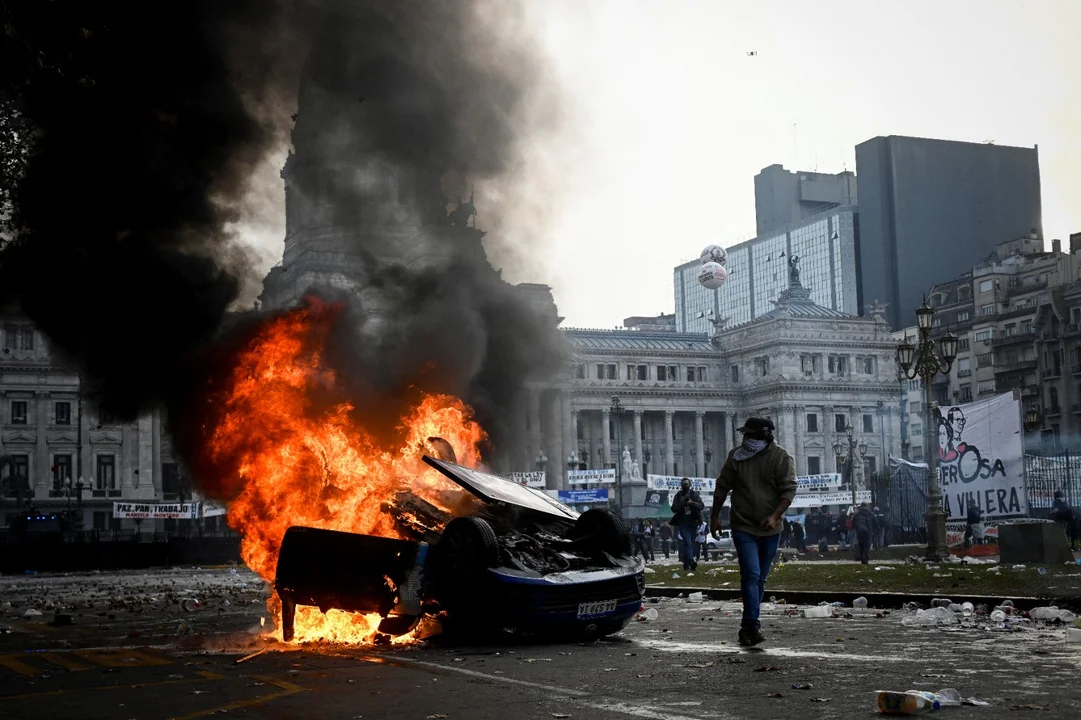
[204,297,486,643]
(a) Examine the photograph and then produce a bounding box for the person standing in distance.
[710,417,796,647]
[671,477,704,572]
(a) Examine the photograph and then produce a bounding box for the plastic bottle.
[875,690,940,715]
[800,606,833,618]
[990,609,1006,622]
[853,596,869,609]
[961,602,974,618]
[935,688,961,707]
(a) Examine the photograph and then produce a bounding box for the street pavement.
[2,568,1080,719]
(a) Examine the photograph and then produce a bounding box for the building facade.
[674,205,861,332]
[754,164,858,237]
[541,267,902,506]
[855,135,1043,329]
[892,232,1081,454]
[0,313,197,535]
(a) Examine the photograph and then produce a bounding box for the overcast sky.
[516,0,1080,328]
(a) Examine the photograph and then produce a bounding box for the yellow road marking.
[166,675,305,720]
[38,653,91,671]
[74,649,173,668]
[0,655,39,677]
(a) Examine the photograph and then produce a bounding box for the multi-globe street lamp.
[896,298,958,561]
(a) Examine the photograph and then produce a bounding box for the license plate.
[577,600,617,618]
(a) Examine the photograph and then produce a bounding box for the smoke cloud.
[1,1,567,472]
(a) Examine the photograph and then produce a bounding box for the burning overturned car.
[274,454,645,643]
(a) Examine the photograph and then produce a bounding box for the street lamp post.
[610,396,626,514]
[832,425,868,508]
[535,451,548,473]
[566,451,578,474]
[1023,407,1042,455]
[896,298,958,561]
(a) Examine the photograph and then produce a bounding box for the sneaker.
[691,561,699,572]
[745,626,766,646]
[737,627,752,646]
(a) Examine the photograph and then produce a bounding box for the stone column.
[771,406,783,448]
[694,411,705,477]
[723,412,734,457]
[528,390,542,462]
[152,409,162,497]
[583,412,594,469]
[561,394,574,488]
[664,410,675,476]
[570,409,579,462]
[543,392,564,490]
[823,405,835,473]
[122,424,136,490]
[34,392,49,496]
[79,395,92,485]
[792,406,803,476]
[601,409,611,474]
[138,413,154,496]
[632,410,643,470]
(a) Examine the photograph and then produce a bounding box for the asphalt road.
[2,568,1080,719]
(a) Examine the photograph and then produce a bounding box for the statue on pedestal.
[622,446,633,479]
[630,461,642,482]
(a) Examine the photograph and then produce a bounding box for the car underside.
[273,456,645,643]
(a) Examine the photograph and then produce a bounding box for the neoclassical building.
[531,265,903,497]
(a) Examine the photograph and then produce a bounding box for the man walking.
[710,417,797,647]
[671,478,704,572]
[659,521,672,559]
[873,506,887,549]
[853,502,876,564]
[631,520,650,561]
[644,520,656,561]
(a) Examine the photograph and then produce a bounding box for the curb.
[645,585,1052,611]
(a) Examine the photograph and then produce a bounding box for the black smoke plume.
[1,1,566,474]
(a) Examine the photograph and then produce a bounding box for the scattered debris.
[767,693,784,698]
[22,608,43,618]
[792,683,813,690]
[754,666,782,672]
[810,698,831,703]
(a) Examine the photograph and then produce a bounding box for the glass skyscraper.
[674,207,860,333]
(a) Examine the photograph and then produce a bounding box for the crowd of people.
[630,502,893,566]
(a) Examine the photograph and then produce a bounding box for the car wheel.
[433,516,500,575]
[428,516,500,616]
[574,508,631,557]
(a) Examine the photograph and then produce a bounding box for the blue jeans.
[677,524,696,567]
[732,530,781,630]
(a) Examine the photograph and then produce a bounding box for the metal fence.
[1024,452,1081,515]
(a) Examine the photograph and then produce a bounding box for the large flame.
[204,296,486,643]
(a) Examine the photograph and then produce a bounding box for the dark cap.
[737,417,775,434]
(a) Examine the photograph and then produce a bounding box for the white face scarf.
[733,437,768,461]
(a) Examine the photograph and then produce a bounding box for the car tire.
[574,508,631,557]
[433,516,500,574]
[428,516,500,617]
